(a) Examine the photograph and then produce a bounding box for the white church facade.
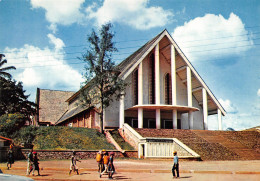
[55,29,226,130]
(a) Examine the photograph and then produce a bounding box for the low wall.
[21,149,138,160]
[119,124,143,150]
[0,147,26,162]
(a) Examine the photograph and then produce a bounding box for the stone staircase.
[134,128,260,160]
[193,130,260,160]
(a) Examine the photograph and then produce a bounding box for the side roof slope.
[36,88,75,125]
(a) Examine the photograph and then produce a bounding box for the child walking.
[100,151,109,178]
[108,152,115,179]
[7,148,14,169]
[32,152,40,176]
[172,151,179,178]
[69,151,81,175]
[96,150,104,173]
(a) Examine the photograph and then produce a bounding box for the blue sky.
[0,0,259,130]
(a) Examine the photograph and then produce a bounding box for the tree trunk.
[100,97,104,134]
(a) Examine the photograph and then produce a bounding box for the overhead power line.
[1,30,260,55]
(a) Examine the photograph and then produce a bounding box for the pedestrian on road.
[172,151,179,178]
[108,152,115,179]
[96,150,103,173]
[7,148,14,169]
[32,152,40,176]
[100,151,109,178]
[69,151,81,175]
[26,149,34,176]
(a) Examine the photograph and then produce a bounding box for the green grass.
[33,127,115,150]
[110,130,135,150]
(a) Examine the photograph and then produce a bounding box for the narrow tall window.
[133,69,138,105]
[165,73,172,105]
[149,53,155,104]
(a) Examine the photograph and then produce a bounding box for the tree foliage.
[0,113,26,138]
[81,23,126,133]
[0,54,16,79]
[0,78,36,119]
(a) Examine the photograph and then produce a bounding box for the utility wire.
[1,30,260,54]
[4,35,260,60]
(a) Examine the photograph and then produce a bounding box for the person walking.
[7,148,14,169]
[172,151,179,178]
[96,150,103,173]
[26,149,34,176]
[69,151,81,175]
[32,152,40,176]
[108,152,115,179]
[100,151,109,178]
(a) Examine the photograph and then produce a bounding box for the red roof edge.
[0,135,12,141]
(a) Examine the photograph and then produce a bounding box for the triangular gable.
[118,29,226,116]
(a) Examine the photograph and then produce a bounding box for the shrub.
[15,126,38,145]
[0,113,26,138]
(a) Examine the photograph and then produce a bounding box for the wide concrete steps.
[193,130,260,160]
[135,129,260,161]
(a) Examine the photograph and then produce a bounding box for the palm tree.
[0,54,16,79]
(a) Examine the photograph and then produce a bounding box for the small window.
[164,73,172,105]
[149,53,155,104]
[133,69,138,105]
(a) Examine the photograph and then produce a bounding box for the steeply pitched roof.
[116,29,165,73]
[65,29,226,117]
[55,105,90,125]
[36,89,75,125]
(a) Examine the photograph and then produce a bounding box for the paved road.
[1,159,260,180]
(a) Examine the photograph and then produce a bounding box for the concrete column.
[138,108,143,128]
[218,109,222,130]
[138,62,143,105]
[119,93,125,128]
[188,111,193,129]
[203,88,208,130]
[187,66,192,107]
[155,44,160,104]
[137,62,143,128]
[173,109,177,129]
[156,109,161,129]
[171,45,177,105]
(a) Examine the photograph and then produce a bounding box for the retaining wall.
[20,149,138,160]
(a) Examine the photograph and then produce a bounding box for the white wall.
[104,48,204,129]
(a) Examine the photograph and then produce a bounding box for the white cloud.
[219,99,238,114]
[208,98,259,130]
[172,13,254,61]
[257,89,260,97]
[47,34,65,50]
[30,0,173,31]
[4,34,83,100]
[86,0,173,30]
[48,23,58,34]
[208,112,259,131]
[30,0,85,26]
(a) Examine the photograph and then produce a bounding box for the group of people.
[26,149,40,176]
[96,149,115,179]
[68,149,115,179]
[10,146,179,179]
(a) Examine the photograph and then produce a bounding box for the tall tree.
[81,23,126,133]
[0,54,16,79]
[0,78,36,121]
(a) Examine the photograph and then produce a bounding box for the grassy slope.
[110,130,135,150]
[33,127,115,150]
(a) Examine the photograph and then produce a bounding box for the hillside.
[20,127,116,150]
